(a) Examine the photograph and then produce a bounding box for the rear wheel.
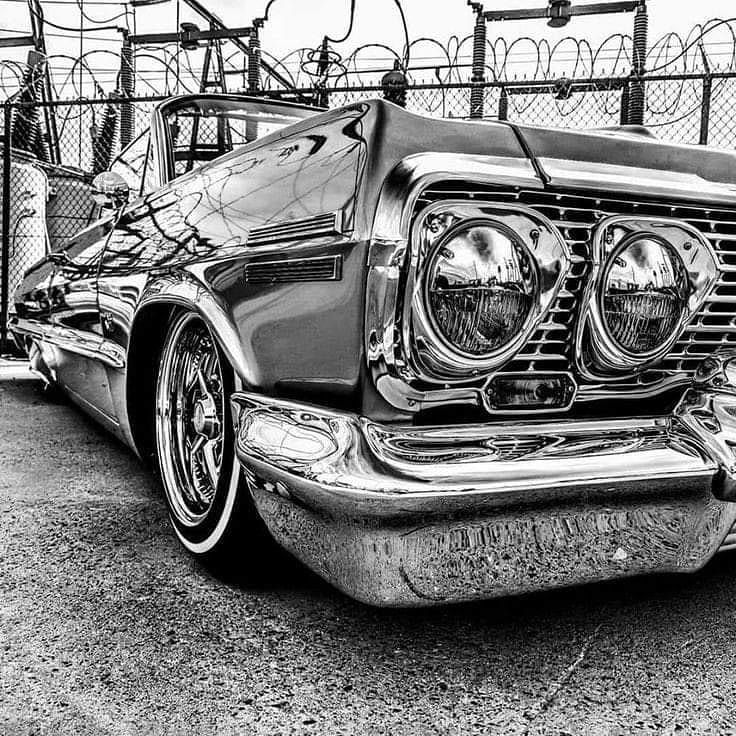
[155,310,265,564]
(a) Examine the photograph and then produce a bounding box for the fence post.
[498,87,508,121]
[1,103,11,352]
[700,73,713,145]
[469,11,487,119]
[620,82,630,125]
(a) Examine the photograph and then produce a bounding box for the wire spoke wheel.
[156,312,226,527]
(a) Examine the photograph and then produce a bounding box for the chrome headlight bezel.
[406,201,572,382]
[576,216,719,379]
[420,217,540,361]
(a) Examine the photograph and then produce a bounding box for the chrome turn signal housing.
[484,372,576,413]
[577,217,718,379]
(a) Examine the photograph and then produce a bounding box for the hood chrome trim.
[539,157,736,207]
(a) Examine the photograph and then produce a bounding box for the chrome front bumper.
[231,353,736,607]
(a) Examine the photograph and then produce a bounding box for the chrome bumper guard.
[232,352,736,607]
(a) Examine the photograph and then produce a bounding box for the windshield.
[161,97,317,179]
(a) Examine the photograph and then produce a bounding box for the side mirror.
[91,171,130,210]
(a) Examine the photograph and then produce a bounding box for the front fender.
[134,269,258,388]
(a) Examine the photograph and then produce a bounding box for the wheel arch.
[125,274,256,461]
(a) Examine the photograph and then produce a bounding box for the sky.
[1,0,736,96]
[235,0,736,59]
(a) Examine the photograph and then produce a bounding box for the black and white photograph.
[3,0,736,733]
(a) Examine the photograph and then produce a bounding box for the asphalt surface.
[3,365,736,735]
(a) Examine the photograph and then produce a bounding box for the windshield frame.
[150,94,321,186]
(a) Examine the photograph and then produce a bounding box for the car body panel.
[27,99,529,437]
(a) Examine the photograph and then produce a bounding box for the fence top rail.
[1,94,169,110]
[3,69,736,111]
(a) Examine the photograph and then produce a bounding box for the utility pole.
[0,0,62,163]
[27,0,60,164]
[130,0,309,101]
[178,0,296,96]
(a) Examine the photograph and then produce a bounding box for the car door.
[47,216,119,427]
[46,129,153,431]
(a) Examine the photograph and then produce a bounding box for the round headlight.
[425,221,538,357]
[601,234,689,355]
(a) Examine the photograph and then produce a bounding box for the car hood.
[512,123,736,205]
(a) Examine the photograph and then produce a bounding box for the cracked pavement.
[2,370,736,735]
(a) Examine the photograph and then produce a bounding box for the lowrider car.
[11,92,736,606]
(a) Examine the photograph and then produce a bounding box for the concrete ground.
[2,364,736,735]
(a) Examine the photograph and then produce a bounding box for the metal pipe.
[1,104,12,351]
[619,81,630,125]
[700,74,713,145]
[498,86,508,120]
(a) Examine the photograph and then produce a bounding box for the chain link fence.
[2,72,736,350]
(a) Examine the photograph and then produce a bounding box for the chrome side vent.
[248,212,342,246]
[244,255,342,284]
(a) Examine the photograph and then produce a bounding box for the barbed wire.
[3,9,736,107]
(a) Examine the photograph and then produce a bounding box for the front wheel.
[155,310,265,564]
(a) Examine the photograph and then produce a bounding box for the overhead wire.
[4,1,736,117]
[324,0,356,45]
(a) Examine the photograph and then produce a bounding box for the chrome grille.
[417,183,736,397]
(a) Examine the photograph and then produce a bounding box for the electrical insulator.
[381,60,408,108]
[547,0,572,28]
[554,76,573,100]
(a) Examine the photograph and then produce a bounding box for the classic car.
[10,92,736,606]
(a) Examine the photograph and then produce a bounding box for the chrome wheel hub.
[157,314,226,527]
[192,395,219,439]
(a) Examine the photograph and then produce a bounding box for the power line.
[324,0,357,45]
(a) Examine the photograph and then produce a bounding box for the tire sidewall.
[155,311,243,555]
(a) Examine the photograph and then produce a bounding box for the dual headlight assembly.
[409,202,718,412]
